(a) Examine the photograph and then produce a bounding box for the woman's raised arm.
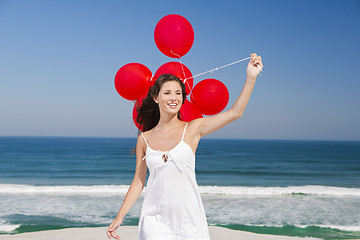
[191,53,263,138]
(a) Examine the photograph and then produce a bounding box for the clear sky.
[0,0,359,140]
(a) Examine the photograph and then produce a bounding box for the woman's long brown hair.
[136,74,187,132]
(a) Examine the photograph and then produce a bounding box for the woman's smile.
[167,103,178,109]
[155,81,183,113]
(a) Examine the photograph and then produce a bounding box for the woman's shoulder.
[185,119,203,139]
[187,118,202,129]
[141,128,154,139]
[136,132,148,155]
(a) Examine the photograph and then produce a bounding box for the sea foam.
[1,184,360,196]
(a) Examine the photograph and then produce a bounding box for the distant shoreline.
[1,135,359,142]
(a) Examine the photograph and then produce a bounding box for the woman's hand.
[106,217,123,239]
[247,53,263,78]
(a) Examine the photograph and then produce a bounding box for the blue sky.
[0,0,359,140]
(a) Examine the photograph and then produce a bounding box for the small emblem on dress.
[162,154,168,163]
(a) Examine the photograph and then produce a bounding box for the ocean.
[0,137,359,239]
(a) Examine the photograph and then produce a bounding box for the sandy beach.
[0,226,323,240]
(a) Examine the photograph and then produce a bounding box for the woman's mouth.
[168,103,178,109]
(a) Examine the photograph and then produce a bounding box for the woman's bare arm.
[191,53,263,138]
[117,136,147,219]
[106,135,148,239]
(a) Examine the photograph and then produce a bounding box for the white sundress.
[139,123,210,240]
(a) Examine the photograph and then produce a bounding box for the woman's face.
[153,80,183,115]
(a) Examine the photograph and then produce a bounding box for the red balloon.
[153,62,193,95]
[132,94,147,132]
[154,14,194,58]
[179,99,203,122]
[190,79,229,115]
[114,63,152,101]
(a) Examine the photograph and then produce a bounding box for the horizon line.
[0,135,359,143]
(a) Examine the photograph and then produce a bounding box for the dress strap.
[181,123,189,141]
[141,132,149,147]
[141,133,149,161]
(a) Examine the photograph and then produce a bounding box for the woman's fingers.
[250,53,258,64]
[107,224,119,239]
[253,55,263,69]
[257,56,263,69]
[250,53,257,58]
[107,230,119,240]
[106,225,114,239]
[247,53,263,77]
[106,228,112,239]
[111,231,120,239]
[106,218,123,239]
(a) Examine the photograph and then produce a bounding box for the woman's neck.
[156,115,183,132]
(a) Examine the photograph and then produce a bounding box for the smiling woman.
[136,74,187,132]
[106,54,263,240]
[155,82,183,111]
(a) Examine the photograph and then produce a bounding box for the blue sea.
[0,137,359,239]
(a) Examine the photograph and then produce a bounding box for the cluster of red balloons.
[114,14,229,131]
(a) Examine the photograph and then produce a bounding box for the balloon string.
[184,56,252,81]
[178,57,194,97]
[172,54,263,98]
[170,49,193,97]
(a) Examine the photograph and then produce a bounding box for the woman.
[107,53,263,239]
